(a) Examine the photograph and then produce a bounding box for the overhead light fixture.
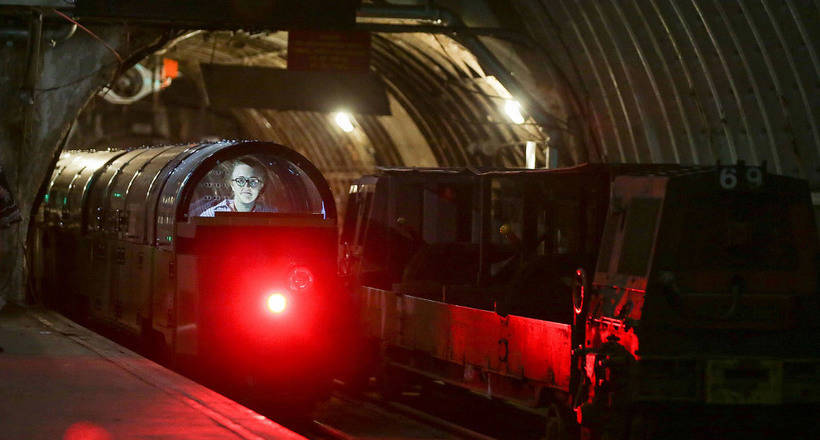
[334,112,355,133]
[504,100,525,124]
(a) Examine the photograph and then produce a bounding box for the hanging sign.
[287,30,371,74]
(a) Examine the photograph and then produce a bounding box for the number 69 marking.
[746,167,762,187]
[720,166,763,189]
[720,168,738,189]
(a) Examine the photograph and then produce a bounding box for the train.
[32,140,350,410]
[340,163,820,439]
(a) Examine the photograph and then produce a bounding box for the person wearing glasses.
[198,156,277,217]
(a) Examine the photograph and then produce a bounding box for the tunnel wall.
[509,0,819,188]
[0,18,163,304]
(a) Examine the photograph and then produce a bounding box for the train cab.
[34,140,343,403]
[583,165,820,412]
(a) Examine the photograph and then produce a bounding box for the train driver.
[199,156,277,216]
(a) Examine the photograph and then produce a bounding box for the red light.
[288,266,314,291]
[266,293,287,313]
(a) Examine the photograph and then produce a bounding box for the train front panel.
[175,217,340,391]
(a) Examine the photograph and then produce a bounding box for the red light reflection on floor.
[63,421,111,440]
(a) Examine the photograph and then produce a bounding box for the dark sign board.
[201,64,389,115]
[75,1,360,30]
[288,30,370,74]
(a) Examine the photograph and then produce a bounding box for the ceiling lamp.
[504,100,525,124]
[334,112,355,133]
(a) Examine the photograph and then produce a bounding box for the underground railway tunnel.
[0,1,818,439]
[1,0,819,302]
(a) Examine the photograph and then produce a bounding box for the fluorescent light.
[525,141,536,169]
[334,112,355,133]
[504,100,525,124]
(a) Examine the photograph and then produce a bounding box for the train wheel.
[544,403,571,440]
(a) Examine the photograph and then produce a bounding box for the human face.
[230,163,264,210]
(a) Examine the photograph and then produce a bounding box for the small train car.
[342,164,820,438]
[33,140,347,406]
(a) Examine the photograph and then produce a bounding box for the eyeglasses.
[231,176,262,188]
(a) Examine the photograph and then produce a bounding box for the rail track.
[309,391,498,440]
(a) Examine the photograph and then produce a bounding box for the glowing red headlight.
[266,293,287,313]
[288,266,314,291]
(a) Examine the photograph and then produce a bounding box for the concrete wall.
[0,17,162,304]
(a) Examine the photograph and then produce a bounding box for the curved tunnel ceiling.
[69,26,549,207]
[494,0,819,186]
[67,0,819,201]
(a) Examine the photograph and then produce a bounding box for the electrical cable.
[34,61,118,92]
[51,8,123,64]
[35,28,175,93]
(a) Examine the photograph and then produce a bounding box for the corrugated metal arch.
[509,0,819,186]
